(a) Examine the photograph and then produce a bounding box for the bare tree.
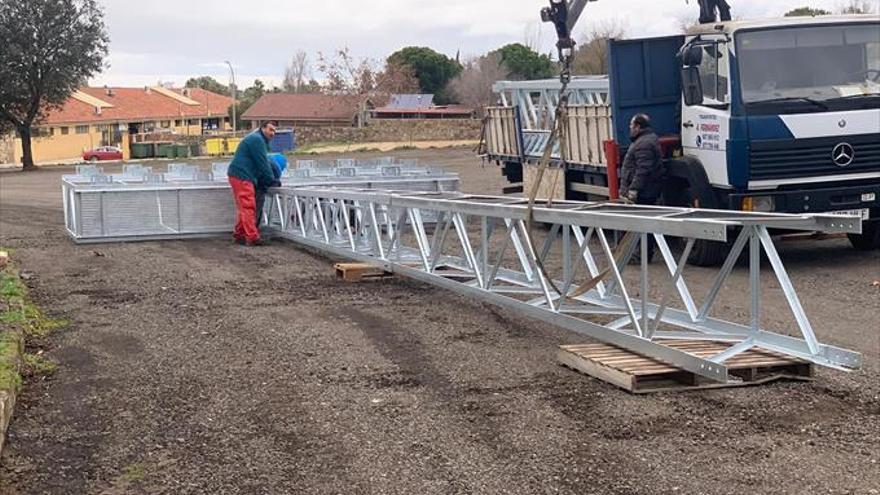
[837,0,876,13]
[447,52,507,113]
[317,48,377,95]
[375,62,419,97]
[283,51,312,93]
[571,20,626,76]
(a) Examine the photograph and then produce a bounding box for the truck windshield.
[737,23,880,112]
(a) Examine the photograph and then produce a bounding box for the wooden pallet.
[558,340,813,394]
[334,262,392,282]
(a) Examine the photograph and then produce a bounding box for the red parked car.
[82,146,123,162]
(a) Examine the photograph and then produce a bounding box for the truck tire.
[688,234,731,266]
[664,158,730,267]
[848,220,880,250]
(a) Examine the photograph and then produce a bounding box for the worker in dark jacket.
[227,121,280,246]
[619,113,664,206]
[619,113,664,262]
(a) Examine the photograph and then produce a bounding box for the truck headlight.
[742,196,775,212]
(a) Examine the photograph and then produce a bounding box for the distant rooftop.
[43,86,233,125]
[386,94,435,110]
[241,93,369,123]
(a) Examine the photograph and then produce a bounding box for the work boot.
[245,238,269,247]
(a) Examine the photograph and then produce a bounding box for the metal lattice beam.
[266,186,863,383]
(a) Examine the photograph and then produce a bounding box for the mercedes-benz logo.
[832,142,855,167]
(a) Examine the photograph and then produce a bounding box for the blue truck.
[481,13,880,264]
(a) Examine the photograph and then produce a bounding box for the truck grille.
[749,133,880,181]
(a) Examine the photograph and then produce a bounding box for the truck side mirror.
[681,45,703,67]
[681,66,704,106]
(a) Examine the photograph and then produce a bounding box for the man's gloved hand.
[623,189,639,203]
[270,180,282,188]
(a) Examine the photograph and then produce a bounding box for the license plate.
[828,208,870,220]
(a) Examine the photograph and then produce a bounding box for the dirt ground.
[0,147,878,495]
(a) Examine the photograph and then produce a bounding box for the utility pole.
[225,60,237,133]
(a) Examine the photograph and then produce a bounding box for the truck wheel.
[688,238,731,266]
[663,179,729,266]
[848,220,880,250]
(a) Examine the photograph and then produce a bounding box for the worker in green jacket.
[227,121,279,245]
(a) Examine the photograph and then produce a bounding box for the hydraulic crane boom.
[540,0,597,83]
[541,0,734,81]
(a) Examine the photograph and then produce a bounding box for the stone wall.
[294,119,482,147]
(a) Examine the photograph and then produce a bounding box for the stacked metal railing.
[63,159,460,243]
[484,77,612,164]
[264,186,863,383]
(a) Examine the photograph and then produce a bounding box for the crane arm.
[541,0,597,83]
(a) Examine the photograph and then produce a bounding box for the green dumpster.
[173,144,191,158]
[130,142,153,159]
[157,143,174,159]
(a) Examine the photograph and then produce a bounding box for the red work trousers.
[229,177,260,243]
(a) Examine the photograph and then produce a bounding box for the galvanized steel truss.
[266,187,863,383]
[494,77,610,131]
[63,161,460,243]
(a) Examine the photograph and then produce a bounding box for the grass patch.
[23,352,57,375]
[0,301,67,338]
[0,268,67,338]
[0,332,23,392]
[0,274,25,299]
[0,254,66,395]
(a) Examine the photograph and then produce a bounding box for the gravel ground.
[0,148,878,495]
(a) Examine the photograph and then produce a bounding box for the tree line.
[185,26,644,130]
[185,42,570,129]
[191,0,877,125]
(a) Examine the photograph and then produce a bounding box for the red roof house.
[241,93,372,127]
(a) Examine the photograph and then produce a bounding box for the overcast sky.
[89,0,864,89]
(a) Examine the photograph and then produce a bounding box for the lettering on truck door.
[681,40,732,187]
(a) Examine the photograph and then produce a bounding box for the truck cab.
[481,15,880,264]
[627,15,880,256]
